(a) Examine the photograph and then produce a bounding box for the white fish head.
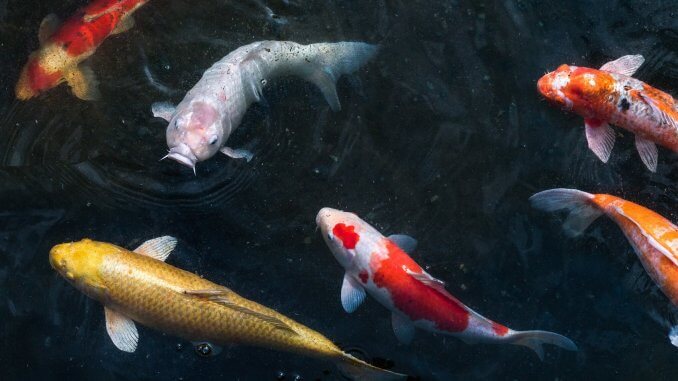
[165,100,223,170]
[316,207,368,268]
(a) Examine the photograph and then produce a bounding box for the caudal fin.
[529,188,602,236]
[335,353,406,381]
[507,330,578,361]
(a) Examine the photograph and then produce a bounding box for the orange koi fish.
[15,0,149,100]
[538,55,678,172]
[531,189,678,343]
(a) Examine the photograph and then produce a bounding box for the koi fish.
[316,208,577,359]
[151,40,377,172]
[15,0,149,100]
[537,55,678,172]
[530,188,678,344]
[49,237,405,380]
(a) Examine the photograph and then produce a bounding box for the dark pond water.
[1,0,678,380]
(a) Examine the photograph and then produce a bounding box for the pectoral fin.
[111,16,135,35]
[391,312,415,345]
[220,147,254,162]
[387,234,417,254]
[151,102,176,122]
[184,289,298,335]
[599,55,645,76]
[39,14,61,45]
[133,236,177,261]
[304,67,341,111]
[584,119,615,163]
[66,64,100,101]
[104,307,138,353]
[341,273,366,313]
[635,135,658,172]
[670,326,678,348]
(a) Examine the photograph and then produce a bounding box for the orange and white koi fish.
[538,55,678,172]
[316,208,577,359]
[15,0,149,101]
[530,189,678,343]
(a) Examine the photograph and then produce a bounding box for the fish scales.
[93,243,341,358]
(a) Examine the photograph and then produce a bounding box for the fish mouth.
[163,144,198,173]
[316,207,340,231]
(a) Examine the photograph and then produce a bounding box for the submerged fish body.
[530,189,678,306]
[49,237,404,380]
[538,54,678,171]
[152,40,378,171]
[315,208,577,360]
[15,0,149,100]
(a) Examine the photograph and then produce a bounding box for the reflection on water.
[0,0,677,380]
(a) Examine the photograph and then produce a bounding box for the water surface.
[1,0,677,380]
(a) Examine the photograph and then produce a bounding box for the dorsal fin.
[184,289,298,335]
[613,206,678,267]
[388,234,417,254]
[599,55,645,76]
[403,266,447,293]
[133,236,177,261]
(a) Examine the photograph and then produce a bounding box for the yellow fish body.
[49,237,404,380]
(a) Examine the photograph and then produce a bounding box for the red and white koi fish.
[316,208,577,359]
[538,55,678,172]
[530,188,678,345]
[15,0,149,101]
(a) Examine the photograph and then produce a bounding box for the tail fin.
[529,188,602,236]
[303,42,379,112]
[507,330,578,361]
[335,353,406,381]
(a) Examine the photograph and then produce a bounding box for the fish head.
[166,100,223,170]
[537,64,577,110]
[316,207,366,268]
[539,64,615,116]
[49,239,110,297]
[15,54,63,100]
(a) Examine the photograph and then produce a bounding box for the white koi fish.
[151,40,378,171]
[316,208,578,360]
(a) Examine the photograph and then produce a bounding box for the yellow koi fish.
[49,237,404,380]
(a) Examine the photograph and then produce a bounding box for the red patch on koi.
[491,322,509,336]
[49,0,149,57]
[27,59,62,92]
[586,118,603,128]
[372,240,470,332]
[333,223,359,249]
[358,270,369,283]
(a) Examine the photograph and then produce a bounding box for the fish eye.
[209,136,218,145]
[327,233,333,241]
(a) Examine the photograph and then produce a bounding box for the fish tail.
[505,330,578,361]
[334,352,407,381]
[529,188,603,237]
[300,41,379,111]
